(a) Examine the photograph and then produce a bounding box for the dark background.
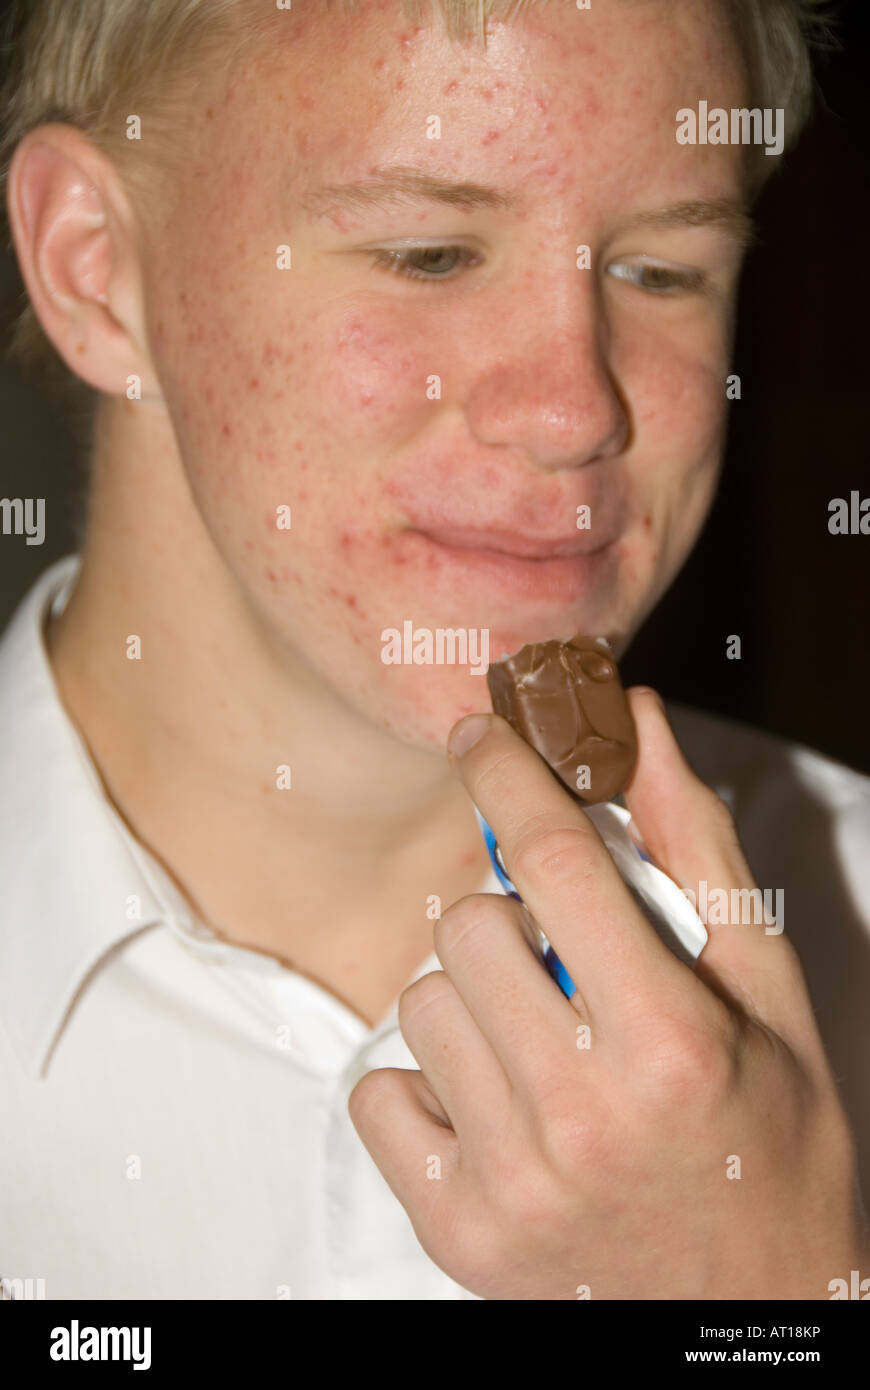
[1,1,868,772]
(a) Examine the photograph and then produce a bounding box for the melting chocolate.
[486,635,637,804]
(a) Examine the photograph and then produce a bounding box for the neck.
[46,397,491,1024]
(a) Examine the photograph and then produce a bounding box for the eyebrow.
[619,199,755,247]
[300,166,754,244]
[299,166,519,216]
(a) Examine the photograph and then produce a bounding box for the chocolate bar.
[486,635,637,803]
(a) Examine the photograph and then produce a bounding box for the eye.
[607,257,706,295]
[369,244,482,282]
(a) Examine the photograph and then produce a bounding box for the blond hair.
[0,0,834,399]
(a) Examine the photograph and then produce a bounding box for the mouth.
[399,526,617,602]
[413,525,610,560]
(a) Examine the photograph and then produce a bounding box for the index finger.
[448,712,698,1023]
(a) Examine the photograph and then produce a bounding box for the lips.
[395,525,617,604]
[409,524,611,560]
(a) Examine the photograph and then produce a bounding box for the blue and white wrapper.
[475,801,708,1000]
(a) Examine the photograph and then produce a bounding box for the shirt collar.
[0,556,182,1076]
[0,556,502,1077]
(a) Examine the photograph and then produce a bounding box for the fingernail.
[448,713,491,759]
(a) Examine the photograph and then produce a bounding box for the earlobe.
[6,123,152,394]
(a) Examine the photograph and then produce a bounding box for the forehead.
[222,0,747,210]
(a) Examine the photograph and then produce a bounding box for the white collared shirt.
[2,557,869,1300]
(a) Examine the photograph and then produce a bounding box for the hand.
[348,689,869,1299]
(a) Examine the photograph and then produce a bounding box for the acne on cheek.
[303,314,432,435]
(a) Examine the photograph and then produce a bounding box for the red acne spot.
[263,342,281,365]
[443,79,459,95]
[459,848,476,867]
[340,532,354,549]
[249,377,260,389]
[480,88,494,100]
[394,78,405,91]
[298,93,315,111]
[373,57,385,71]
[345,594,359,610]
[221,421,232,437]
[266,568,277,582]
[643,513,653,530]
[481,129,501,146]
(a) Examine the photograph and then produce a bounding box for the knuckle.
[538,1096,608,1173]
[511,821,592,891]
[347,1065,397,1123]
[434,893,505,958]
[397,970,453,1028]
[472,745,530,802]
[640,1017,737,1106]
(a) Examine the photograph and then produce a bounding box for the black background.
[1,0,868,772]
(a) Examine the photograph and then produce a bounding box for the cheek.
[631,343,728,464]
[301,308,435,443]
[616,340,728,589]
[623,327,729,543]
[151,277,433,545]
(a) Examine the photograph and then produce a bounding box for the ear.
[5,122,159,396]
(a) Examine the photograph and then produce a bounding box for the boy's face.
[143,0,749,748]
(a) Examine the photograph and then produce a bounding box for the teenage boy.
[1,0,868,1299]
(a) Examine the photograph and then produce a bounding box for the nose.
[463,277,630,471]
